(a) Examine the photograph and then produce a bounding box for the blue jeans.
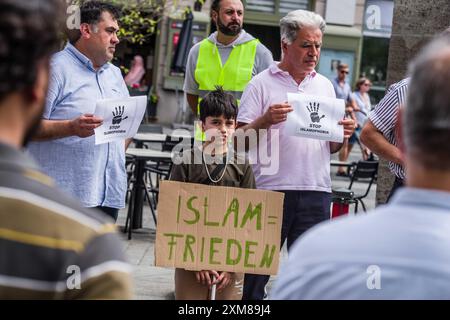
[242,190,331,300]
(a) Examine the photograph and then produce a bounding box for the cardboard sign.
[94,95,147,145]
[155,181,284,275]
[284,93,346,143]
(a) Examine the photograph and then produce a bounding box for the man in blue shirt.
[27,1,129,221]
[272,35,450,299]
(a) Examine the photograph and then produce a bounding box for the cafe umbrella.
[171,9,194,125]
[171,9,194,74]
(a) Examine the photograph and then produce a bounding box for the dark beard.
[22,113,43,147]
[217,18,242,37]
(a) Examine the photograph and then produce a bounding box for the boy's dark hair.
[68,1,121,45]
[199,86,238,122]
[0,0,63,103]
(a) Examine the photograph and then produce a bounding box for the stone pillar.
[376,0,450,204]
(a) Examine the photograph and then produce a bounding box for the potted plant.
[148,90,159,121]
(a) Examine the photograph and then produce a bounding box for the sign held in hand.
[284,93,345,143]
[155,181,284,275]
[94,95,147,145]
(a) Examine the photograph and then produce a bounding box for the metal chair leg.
[143,182,158,226]
[360,199,367,212]
[128,203,134,240]
[127,187,137,240]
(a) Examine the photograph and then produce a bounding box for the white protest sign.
[94,95,147,145]
[284,93,346,143]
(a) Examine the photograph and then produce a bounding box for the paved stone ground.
[117,143,376,300]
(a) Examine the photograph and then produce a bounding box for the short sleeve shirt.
[27,43,130,208]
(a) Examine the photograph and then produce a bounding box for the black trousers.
[242,190,331,300]
[96,206,119,222]
[387,176,404,202]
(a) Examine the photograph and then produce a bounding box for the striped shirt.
[0,143,133,299]
[369,78,409,179]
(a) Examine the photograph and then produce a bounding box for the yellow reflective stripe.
[98,223,118,235]
[23,169,54,187]
[0,228,85,252]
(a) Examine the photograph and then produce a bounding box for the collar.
[65,43,110,72]
[269,62,317,84]
[0,142,39,171]
[212,30,246,47]
[334,77,347,85]
[0,142,54,187]
[391,187,450,211]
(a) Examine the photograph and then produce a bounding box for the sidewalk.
[117,142,376,299]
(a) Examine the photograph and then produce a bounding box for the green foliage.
[69,0,180,45]
[110,0,168,45]
[150,93,159,104]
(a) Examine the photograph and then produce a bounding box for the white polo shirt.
[237,63,336,192]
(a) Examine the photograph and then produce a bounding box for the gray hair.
[405,34,450,169]
[279,10,326,45]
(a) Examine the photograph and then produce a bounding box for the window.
[244,0,310,19]
[245,0,276,13]
[279,0,309,14]
[360,36,390,104]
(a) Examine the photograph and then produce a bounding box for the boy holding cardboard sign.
[169,87,256,299]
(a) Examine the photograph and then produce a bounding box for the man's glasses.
[340,70,349,74]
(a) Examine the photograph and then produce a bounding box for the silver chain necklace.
[202,149,229,184]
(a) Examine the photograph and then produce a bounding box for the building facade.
[148,0,392,124]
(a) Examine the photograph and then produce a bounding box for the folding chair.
[143,135,188,210]
[332,160,378,214]
[125,154,136,204]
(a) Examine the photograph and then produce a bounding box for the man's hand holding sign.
[255,97,354,146]
[70,114,104,138]
[261,103,294,127]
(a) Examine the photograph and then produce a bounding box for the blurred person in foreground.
[272,35,450,300]
[0,0,132,299]
[361,27,450,201]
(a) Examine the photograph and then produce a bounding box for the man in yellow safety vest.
[183,0,273,140]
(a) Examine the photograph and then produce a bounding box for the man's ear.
[281,41,288,55]
[79,23,92,39]
[211,10,218,24]
[28,61,49,108]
